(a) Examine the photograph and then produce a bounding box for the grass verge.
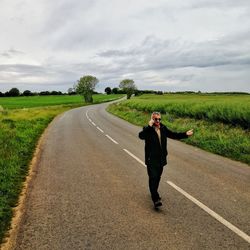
[107,103,250,165]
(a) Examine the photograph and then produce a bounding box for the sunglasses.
[154,118,161,122]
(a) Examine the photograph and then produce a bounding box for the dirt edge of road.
[0,114,62,250]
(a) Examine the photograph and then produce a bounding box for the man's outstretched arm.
[165,127,193,139]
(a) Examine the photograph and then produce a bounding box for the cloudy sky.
[1,0,250,93]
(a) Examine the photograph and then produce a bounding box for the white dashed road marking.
[97,127,104,133]
[123,149,146,167]
[105,134,119,144]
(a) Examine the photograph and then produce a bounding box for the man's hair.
[151,112,161,119]
[152,111,161,116]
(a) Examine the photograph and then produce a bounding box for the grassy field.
[0,94,123,109]
[0,94,123,244]
[107,93,250,165]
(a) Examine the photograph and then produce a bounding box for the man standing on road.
[139,112,193,208]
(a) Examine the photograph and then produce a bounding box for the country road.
[8,101,250,249]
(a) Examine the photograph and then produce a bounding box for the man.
[139,112,193,208]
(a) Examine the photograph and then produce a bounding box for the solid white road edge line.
[105,134,118,144]
[97,127,104,133]
[167,181,250,244]
[123,148,250,244]
[91,122,96,126]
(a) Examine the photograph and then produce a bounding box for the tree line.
[0,76,138,102]
[0,88,66,97]
[2,75,248,100]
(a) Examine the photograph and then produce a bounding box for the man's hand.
[186,129,194,136]
[148,119,154,127]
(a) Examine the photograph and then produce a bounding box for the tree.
[51,91,62,95]
[111,87,118,94]
[75,75,99,103]
[105,87,112,95]
[8,88,20,97]
[23,90,33,96]
[119,79,137,99]
[39,91,50,96]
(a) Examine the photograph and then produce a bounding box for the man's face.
[152,114,161,126]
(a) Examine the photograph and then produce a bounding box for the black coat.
[139,124,187,166]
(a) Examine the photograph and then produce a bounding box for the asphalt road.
[11,101,250,249]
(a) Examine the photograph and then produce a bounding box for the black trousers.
[146,162,164,202]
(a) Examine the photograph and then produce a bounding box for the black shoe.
[154,199,162,208]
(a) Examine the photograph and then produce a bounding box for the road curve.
[10,101,250,249]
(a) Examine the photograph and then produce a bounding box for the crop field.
[107,93,250,165]
[0,94,124,244]
[118,94,250,129]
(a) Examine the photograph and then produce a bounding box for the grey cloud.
[190,0,250,9]
[41,0,95,33]
[0,49,25,58]
[91,32,250,92]
[40,0,103,50]
[98,50,129,58]
[98,31,250,72]
[0,52,11,58]
[8,49,24,54]
[0,64,47,75]
[0,63,78,89]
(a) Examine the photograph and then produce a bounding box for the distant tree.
[39,91,50,96]
[0,92,4,97]
[50,91,62,95]
[111,88,118,94]
[119,79,137,99]
[23,90,33,96]
[8,88,20,97]
[75,75,99,103]
[105,87,112,95]
[134,90,143,96]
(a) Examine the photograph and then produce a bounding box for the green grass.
[0,94,124,244]
[119,94,250,129]
[107,94,250,165]
[0,94,124,109]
